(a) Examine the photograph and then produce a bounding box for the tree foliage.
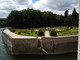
[0,18,7,27]
[71,8,78,26]
[6,8,79,28]
[64,10,68,18]
[64,8,78,26]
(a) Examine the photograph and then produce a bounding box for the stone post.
[78,1,80,60]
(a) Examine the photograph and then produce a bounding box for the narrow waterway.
[0,28,77,60]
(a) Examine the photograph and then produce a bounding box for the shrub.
[9,28,16,32]
[37,30,44,36]
[50,30,57,36]
[18,32,21,35]
[69,26,73,29]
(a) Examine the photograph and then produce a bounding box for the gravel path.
[45,31,50,37]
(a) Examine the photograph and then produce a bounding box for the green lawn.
[57,28,78,36]
[10,26,78,36]
[10,28,37,36]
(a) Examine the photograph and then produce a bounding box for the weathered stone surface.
[2,29,78,55]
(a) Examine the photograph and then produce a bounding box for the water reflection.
[10,53,77,60]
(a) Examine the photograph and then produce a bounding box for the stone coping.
[3,29,42,39]
[2,28,78,39]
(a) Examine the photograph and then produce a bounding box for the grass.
[57,27,78,36]
[11,28,37,36]
[10,26,78,36]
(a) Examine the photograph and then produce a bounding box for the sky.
[32,0,39,3]
[0,0,78,18]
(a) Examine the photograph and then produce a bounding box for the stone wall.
[2,32,13,53]
[53,36,78,54]
[2,29,78,55]
[41,36,78,54]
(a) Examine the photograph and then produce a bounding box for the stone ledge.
[3,29,42,39]
[2,29,78,55]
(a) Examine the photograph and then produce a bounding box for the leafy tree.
[42,11,56,27]
[64,15,72,26]
[7,10,22,28]
[56,15,64,26]
[64,10,68,18]
[71,8,78,26]
[0,18,7,27]
[6,8,78,28]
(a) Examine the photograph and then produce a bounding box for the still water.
[0,28,77,60]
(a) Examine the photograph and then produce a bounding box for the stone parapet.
[2,29,78,55]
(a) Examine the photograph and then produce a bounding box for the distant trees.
[7,9,42,28]
[56,15,64,26]
[64,10,68,18]
[7,10,22,28]
[0,18,7,27]
[64,10,71,26]
[6,8,78,28]
[42,11,57,27]
[71,8,78,26]
[64,8,79,26]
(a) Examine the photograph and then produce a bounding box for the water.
[0,28,77,60]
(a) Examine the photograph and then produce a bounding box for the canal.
[0,28,77,60]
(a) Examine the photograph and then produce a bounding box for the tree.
[56,15,64,26]
[7,10,22,28]
[6,8,78,28]
[64,15,72,26]
[0,18,7,27]
[64,10,68,18]
[64,10,69,26]
[42,11,56,27]
[71,8,78,26]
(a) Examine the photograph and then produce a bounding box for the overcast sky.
[0,0,78,18]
